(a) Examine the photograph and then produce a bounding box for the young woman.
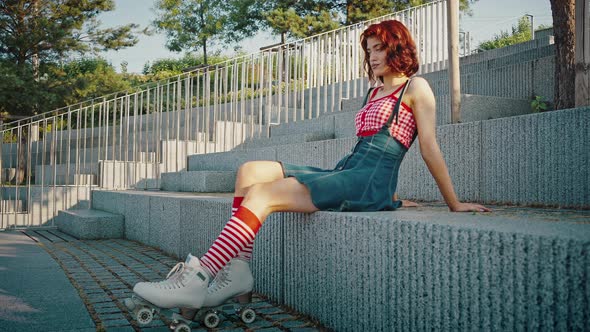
[130,19,491,322]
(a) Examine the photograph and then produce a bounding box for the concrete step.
[56,209,124,239]
[0,185,92,228]
[160,139,218,173]
[98,160,161,189]
[90,189,590,331]
[269,116,335,138]
[187,148,278,172]
[133,178,161,190]
[235,132,335,150]
[161,171,236,192]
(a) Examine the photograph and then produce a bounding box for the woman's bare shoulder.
[408,76,432,93]
[407,76,435,105]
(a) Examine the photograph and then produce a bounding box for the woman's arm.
[408,78,491,212]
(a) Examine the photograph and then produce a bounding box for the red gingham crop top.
[354,83,418,149]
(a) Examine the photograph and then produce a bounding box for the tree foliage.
[153,0,270,62]
[0,58,131,116]
[231,0,479,41]
[0,0,142,67]
[0,0,143,116]
[478,16,532,51]
[140,54,232,82]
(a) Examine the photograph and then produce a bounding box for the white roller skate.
[171,258,256,330]
[124,254,210,328]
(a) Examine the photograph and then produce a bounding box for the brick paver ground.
[21,229,331,332]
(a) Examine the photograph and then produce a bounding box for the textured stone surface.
[188,148,277,171]
[269,116,335,137]
[236,132,334,150]
[190,171,235,192]
[178,197,229,258]
[251,213,285,303]
[98,160,159,189]
[56,209,123,239]
[480,107,589,208]
[281,207,590,332]
[148,194,182,257]
[160,172,182,191]
[122,193,151,244]
[276,141,326,169]
[333,111,357,138]
[398,121,482,202]
[323,137,357,168]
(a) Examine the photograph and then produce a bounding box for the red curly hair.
[361,20,419,83]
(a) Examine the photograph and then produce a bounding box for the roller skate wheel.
[173,322,191,332]
[239,307,256,324]
[135,307,154,325]
[203,311,220,328]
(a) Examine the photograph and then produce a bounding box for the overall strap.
[385,79,411,128]
[361,87,376,107]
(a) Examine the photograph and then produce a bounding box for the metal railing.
[0,0,449,229]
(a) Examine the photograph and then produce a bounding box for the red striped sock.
[201,206,261,277]
[231,197,244,216]
[232,197,254,262]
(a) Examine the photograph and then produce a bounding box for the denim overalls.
[282,81,411,212]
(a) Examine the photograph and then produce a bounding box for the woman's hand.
[449,202,492,213]
[401,199,420,207]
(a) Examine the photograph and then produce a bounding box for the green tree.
[0,0,143,116]
[231,0,479,42]
[0,58,131,116]
[262,0,341,40]
[56,57,132,105]
[153,0,230,65]
[0,0,142,69]
[478,16,532,51]
[140,53,231,82]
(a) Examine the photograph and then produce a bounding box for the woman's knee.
[244,182,271,203]
[241,182,275,219]
[237,161,256,179]
[236,161,282,183]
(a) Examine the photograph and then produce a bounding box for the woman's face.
[366,36,392,77]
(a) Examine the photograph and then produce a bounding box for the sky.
[97,0,554,74]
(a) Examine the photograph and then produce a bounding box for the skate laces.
[209,262,232,292]
[157,262,193,289]
[166,262,186,280]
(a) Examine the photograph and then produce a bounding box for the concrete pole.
[575,0,590,107]
[447,0,461,123]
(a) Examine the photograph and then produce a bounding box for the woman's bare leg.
[234,161,284,197]
[198,177,316,279]
[241,177,319,223]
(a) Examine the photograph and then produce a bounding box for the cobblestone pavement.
[21,229,330,332]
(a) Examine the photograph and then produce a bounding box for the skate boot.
[124,254,210,327]
[195,258,256,328]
